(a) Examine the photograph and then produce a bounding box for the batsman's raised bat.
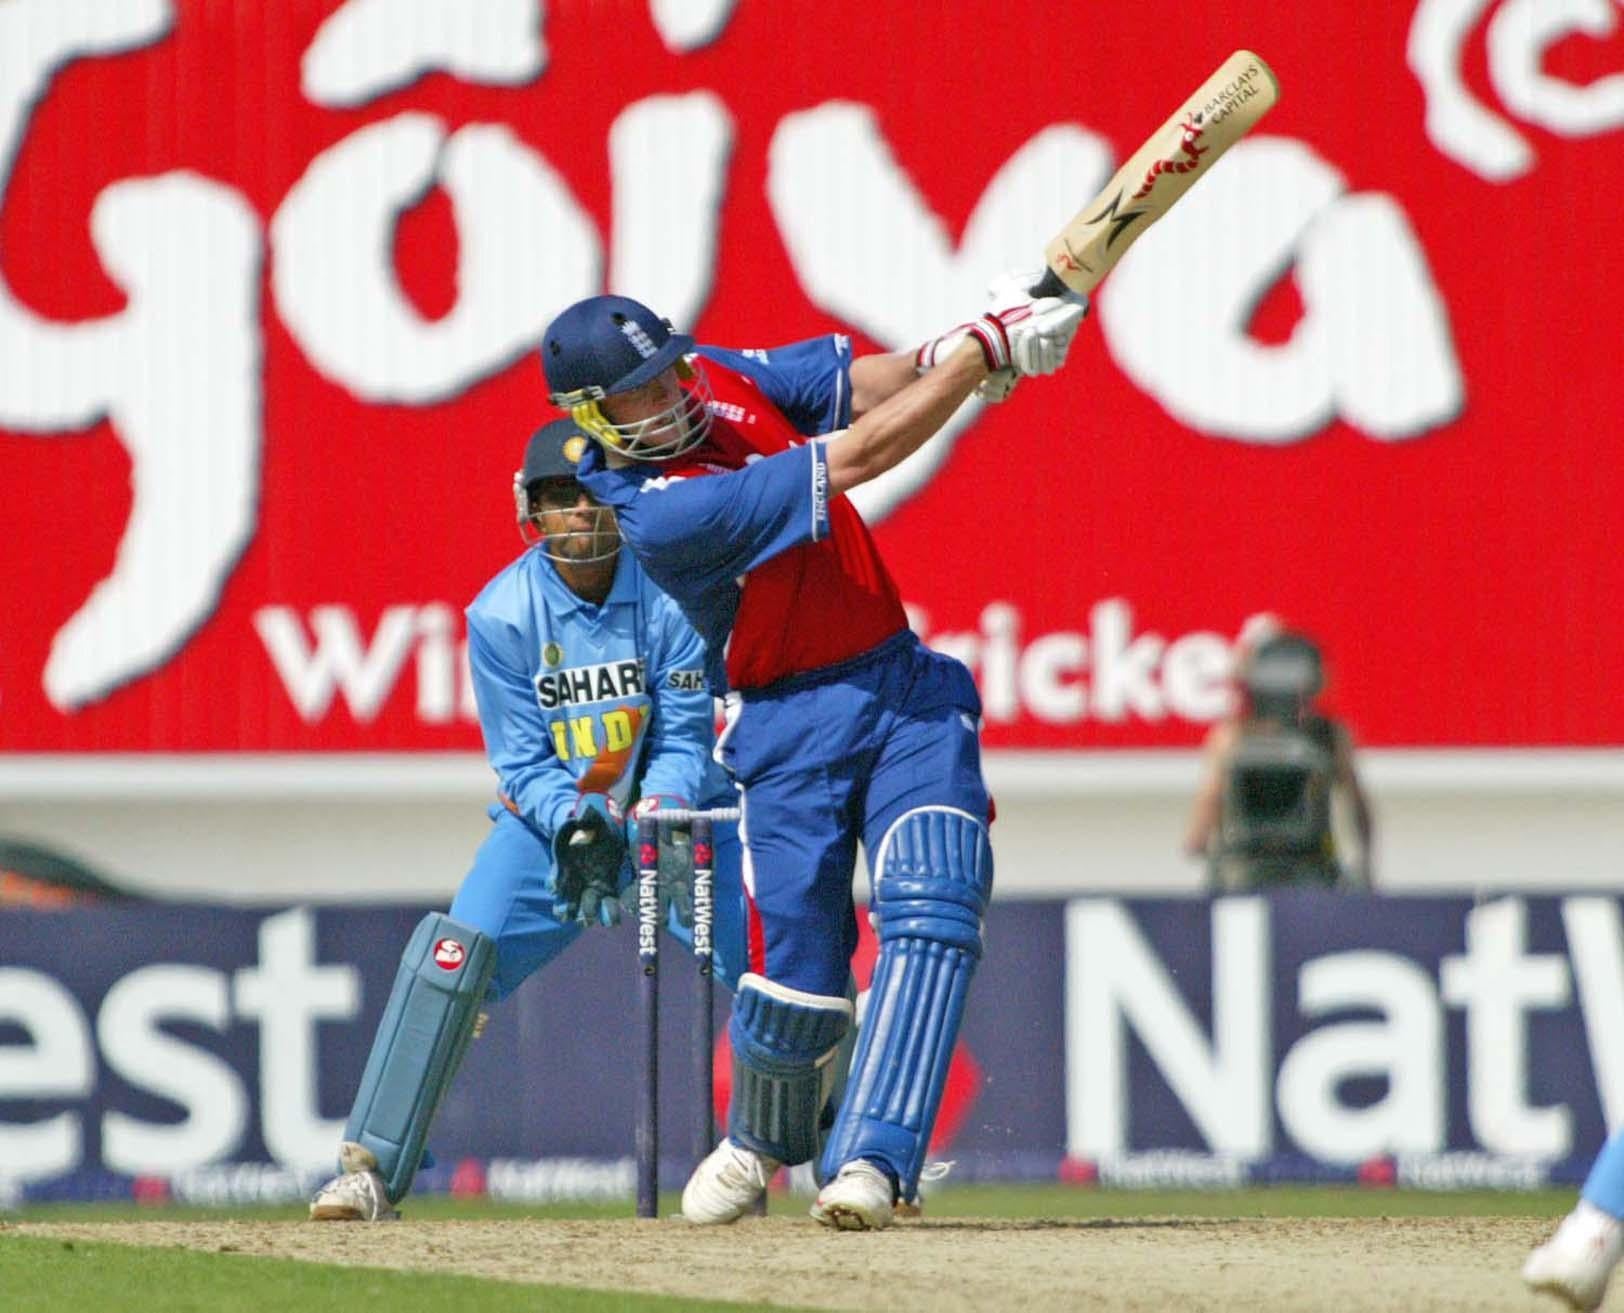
[1032,50,1279,299]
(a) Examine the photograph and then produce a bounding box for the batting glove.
[916,326,1025,402]
[914,269,1088,391]
[980,268,1089,377]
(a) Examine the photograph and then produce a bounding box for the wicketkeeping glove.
[619,796,697,928]
[551,794,628,927]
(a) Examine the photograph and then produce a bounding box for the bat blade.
[1040,50,1280,298]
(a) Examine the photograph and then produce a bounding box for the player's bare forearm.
[1184,786,1219,856]
[1335,739,1375,846]
[824,341,984,495]
[848,350,920,420]
[1184,725,1231,856]
[1351,789,1375,852]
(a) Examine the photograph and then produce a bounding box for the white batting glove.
[980,268,1089,377]
[914,270,1088,390]
[914,323,976,372]
[922,342,1019,402]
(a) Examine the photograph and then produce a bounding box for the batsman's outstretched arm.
[847,350,919,421]
[826,287,1087,495]
[825,340,987,495]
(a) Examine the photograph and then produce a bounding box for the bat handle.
[1028,267,1072,300]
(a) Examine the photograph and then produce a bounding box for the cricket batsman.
[538,275,1087,1228]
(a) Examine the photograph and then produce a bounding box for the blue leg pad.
[728,973,853,1165]
[820,806,992,1197]
[343,912,496,1203]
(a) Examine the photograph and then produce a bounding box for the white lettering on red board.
[252,599,1255,730]
[0,0,1462,711]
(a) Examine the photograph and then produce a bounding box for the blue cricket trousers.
[720,631,992,998]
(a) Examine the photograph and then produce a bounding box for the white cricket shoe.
[681,1139,778,1224]
[308,1141,399,1221]
[1524,1200,1624,1310]
[810,1159,894,1231]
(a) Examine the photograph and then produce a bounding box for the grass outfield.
[0,1186,1577,1313]
[0,1234,777,1313]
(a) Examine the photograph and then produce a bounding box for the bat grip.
[1028,267,1071,299]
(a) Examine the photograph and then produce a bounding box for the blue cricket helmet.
[539,295,712,461]
[520,417,592,486]
[541,295,695,402]
[512,416,620,562]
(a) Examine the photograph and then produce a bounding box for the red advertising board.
[1,0,1619,754]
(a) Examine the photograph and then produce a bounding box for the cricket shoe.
[810,1159,894,1232]
[681,1139,778,1224]
[1523,1200,1624,1310]
[308,1141,399,1221]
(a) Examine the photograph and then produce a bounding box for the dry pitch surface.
[12,1215,1576,1311]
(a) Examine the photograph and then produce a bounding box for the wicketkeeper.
[309,419,747,1221]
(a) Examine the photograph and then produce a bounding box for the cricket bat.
[1031,50,1280,299]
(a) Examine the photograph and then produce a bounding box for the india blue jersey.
[465,547,728,838]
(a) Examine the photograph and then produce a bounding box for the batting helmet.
[540,294,712,460]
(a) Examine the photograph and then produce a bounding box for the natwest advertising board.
[0,0,1619,755]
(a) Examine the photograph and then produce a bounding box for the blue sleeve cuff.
[810,441,830,543]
